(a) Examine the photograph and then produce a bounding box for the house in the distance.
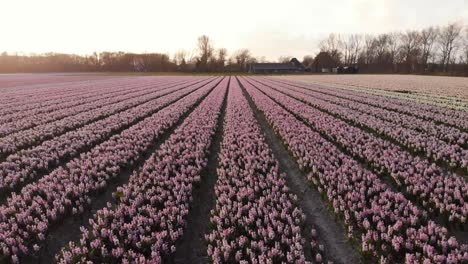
[249,58,305,74]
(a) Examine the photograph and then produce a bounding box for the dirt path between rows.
[250,77,468,244]
[22,79,223,264]
[240,77,362,264]
[170,79,229,264]
[0,78,212,205]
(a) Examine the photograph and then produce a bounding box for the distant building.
[249,58,305,74]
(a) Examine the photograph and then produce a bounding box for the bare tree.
[419,27,439,68]
[400,30,421,72]
[387,32,400,65]
[196,35,214,71]
[217,48,227,62]
[362,34,377,64]
[464,27,468,64]
[438,22,463,71]
[374,34,390,64]
[341,34,361,65]
[173,50,187,65]
[216,48,228,71]
[350,34,362,65]
[302,55,314,67]
[319,33,342,64]
[233,49,252,71]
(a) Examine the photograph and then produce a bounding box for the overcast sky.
[1,0,467,60]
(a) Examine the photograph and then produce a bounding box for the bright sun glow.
[1,0,467,59]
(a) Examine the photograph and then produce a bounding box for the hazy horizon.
[2,0,467,60]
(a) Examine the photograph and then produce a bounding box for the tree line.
[1,22,467,75]
[0,35,258,73]
[316,22,468,75]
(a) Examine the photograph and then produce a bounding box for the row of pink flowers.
[0,78,210,158]
[249,78,468,224]
[55,78,228,263]
[260,77,468,149]
[206,79,311,263]
[0,77,195,136]
[0,78,211,194]
[240,77,468,263]
[255,78,468,174]
[273,78,468,131]
[0,78,221,263]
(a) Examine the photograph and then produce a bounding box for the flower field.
[0,74,467,263]
[277,75,468,111]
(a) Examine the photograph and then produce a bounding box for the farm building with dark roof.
[249,58,305,74]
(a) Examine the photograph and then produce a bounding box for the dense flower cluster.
[248,78,468,224]
[275,77,468,130]
[55,77,228,263]
[256,78,468,173]
[309,228,330,264]
[0,78,212,193]
[261,77,468,149]
[0,78,210,158]
[0,78,221,262]
[0,77,195,136]
[206,79,309,263]
[239,77,467,263]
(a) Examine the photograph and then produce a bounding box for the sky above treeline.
[2,0,467,60]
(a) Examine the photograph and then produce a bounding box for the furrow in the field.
[24,78,228,264]
[0,78,210,159]
[203,78,310,263]
[53,78,228,264]
[239,77,361,264]
[246,77,468,226]
[172,78,229,264]
[273,77,468,130]
[0,77,186,117]
[239,77,467,263]
[0,78,195,136]
[0,77,225,263]
[0,78,215,203]
[0,77,195,154]
[252,77,468,175]
[0,77,191,124]
[259,77,468,149]
[249,83,468,243]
